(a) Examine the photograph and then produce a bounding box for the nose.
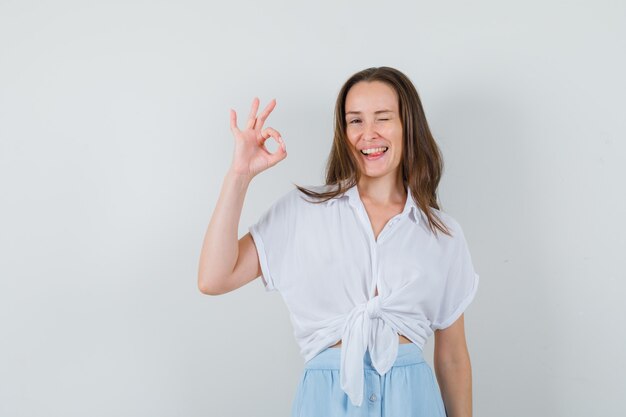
[362,120,378,141]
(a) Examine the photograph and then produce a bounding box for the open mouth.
[360,146,388,159]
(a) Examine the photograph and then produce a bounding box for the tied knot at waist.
[340,294,403,408]
[365,295,382,319]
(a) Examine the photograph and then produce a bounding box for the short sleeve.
[248,189,297,292]
[431,222,480,330]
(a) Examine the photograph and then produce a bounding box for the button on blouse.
[249,183,480,407]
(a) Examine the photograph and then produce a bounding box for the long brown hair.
[294,66,452,237]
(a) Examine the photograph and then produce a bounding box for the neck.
[357,173,406,206]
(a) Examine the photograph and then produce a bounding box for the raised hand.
[228,97,287,179]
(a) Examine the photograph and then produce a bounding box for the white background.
[1,1,625,416]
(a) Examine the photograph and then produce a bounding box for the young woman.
[198,66,480,417]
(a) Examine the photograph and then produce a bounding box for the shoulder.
[429,208,468,248]
[437,210,463,235]
[268,184,328,212]
[290,184,336,205]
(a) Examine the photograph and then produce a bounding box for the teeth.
[361,147,388,155]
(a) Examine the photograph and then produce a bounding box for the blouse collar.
[326,183,423,225]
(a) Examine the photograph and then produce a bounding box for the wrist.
[225,167,253,186]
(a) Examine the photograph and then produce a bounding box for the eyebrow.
[345,110,394,116]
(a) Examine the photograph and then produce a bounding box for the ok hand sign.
[228,97,287,180]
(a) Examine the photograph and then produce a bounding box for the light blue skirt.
[291,343,447,417]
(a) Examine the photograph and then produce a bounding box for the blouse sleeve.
[431,221,480,330]
[248,189,297,292]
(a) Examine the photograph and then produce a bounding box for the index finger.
[253,98,277,131]
[246,97,260,130]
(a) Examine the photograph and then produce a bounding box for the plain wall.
[1,1,625,416]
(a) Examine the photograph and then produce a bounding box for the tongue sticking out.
[364,148,386,159]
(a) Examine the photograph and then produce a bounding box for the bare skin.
[331,335,412,348]
[435,313,473,417]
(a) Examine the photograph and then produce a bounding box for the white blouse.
[249,182,480,407]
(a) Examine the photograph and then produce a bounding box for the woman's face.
[344,81,403,181]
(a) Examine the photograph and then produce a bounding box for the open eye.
[348,119,361,124]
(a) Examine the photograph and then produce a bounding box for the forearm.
[434,355,473,417]
[197,168,251,293]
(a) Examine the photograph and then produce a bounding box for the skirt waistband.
[304,343,425,370]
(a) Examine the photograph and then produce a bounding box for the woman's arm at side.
[434,313,473,417]
[197,169,261,295]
